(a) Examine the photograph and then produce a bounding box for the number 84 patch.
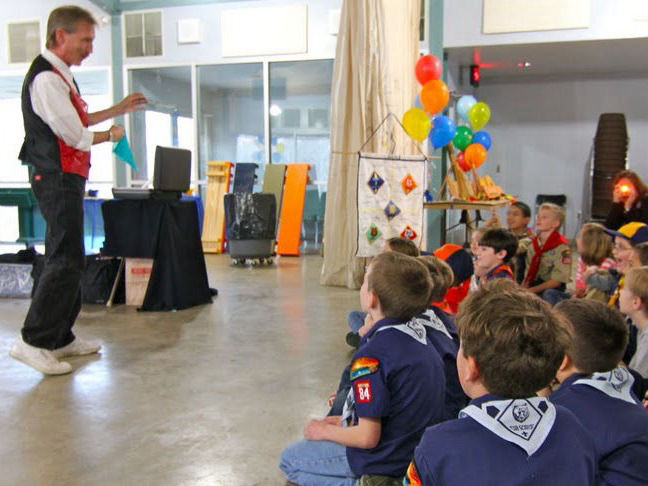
[354,380,372,403]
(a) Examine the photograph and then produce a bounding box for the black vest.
[19,55,80,173]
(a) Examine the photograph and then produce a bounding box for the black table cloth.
[101,199,212,311]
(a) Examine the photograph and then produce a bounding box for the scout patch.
[366,223,381,244]
[561,249,571,265]
[400,225,418,240]
[367,171,385,194]
[404,461,422,486]
[354,380,372,403]
[384,200,401,220]
[401,173,417,195]
[350,357,380,380]
[460,397,556,456]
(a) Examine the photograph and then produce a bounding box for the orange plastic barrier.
[277,164,310,256]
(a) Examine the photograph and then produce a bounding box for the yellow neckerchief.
[608,275,624,308]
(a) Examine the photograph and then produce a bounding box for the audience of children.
[472,228,518,283]
[619,266,648,378]
[280,252,445,485]
[405,280,597,485]
[551,299,648,485]
[281,195,648,485]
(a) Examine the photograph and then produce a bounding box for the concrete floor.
[0,254,359,485]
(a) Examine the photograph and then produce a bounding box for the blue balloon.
[414,94,423,110]
[429,115,456,149]
[456,95,477,122]
[472,130,492,150]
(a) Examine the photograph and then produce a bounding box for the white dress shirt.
[29,49,93,152]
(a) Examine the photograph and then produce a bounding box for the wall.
[444,0,648,47]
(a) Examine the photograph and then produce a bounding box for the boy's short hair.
[554,299,628,374]
[418,256,454,302]
[368,252,431,320]
[634,242,648,266]
[625,266,648,313]
[478,228,519,263]
[511,201,531,218]
[47,6,97,48]
[456,280,569,397]
[538,202,565,227]
[385,237,420,257]
[579,223,613,266]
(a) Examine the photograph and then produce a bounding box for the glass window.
[128,66,194,185]
[197,63,264,188]
[269,59,333,249]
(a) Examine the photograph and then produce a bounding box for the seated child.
[551,299,648,485]
[280,252,445,484]
[346,237,420,347]
[484,201,535,240]
[620,266,648,378]
[416,255,469,420]
[573,223,616,301]
[473,228,518,283]
[632,241,648,267]
[520,203,571,299]
[433,244,474,314]
[405,280,597,486]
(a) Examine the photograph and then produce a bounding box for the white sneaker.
[52,337,101,359]
[9,339,73,375]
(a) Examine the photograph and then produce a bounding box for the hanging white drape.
[320,0,422,289]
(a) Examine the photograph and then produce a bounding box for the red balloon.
[457,151,471,172]
[415,55,443,85]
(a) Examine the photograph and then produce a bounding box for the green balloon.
[453,126,473,151]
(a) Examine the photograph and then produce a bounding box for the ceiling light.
[517,61,532,68]
[270,104,282,117]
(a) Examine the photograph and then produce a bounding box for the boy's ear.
[465,355,482,383]
[368,289,379,312]
[558,354,572,374]
[632,295,644,313]
[496,249,507,261]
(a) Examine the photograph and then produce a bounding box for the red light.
[470,65,480,87]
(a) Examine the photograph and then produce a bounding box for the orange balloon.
[421,80,449,115]
[464,143,487,168]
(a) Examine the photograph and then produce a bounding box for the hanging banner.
[356,152,426,257]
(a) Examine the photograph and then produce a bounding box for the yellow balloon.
[402,108,432,142]
[469,102,491,130]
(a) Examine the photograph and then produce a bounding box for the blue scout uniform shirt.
[550,369,648,486]
[406,393,596,486]
[415,307,468,420]
[345,316,445,477]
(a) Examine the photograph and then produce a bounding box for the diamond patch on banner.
[367,171,385,194]
[366,224,381,243]
[384,201,401,220]
[402,173,417,195]
[401,225,418,240]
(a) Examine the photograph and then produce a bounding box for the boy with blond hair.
[520,203,571,298]
[551,299,648,486]
[620,266,648,377]
[405,280,596,485]
[281,252,445,484]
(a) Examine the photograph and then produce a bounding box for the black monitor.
[153,146,191,193]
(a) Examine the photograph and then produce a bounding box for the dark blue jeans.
[22,171,85,350]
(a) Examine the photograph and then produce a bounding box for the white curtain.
[320,0,422,289]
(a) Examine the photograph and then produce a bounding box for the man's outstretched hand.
[116,93,148,115]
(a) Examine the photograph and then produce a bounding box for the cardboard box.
[125,258,153,306]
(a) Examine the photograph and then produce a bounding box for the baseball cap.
[604,222,648,246]
[434,244,474,284]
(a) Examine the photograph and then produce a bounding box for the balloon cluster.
[402,55,493,172]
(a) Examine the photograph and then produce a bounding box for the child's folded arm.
[303,416,381,449]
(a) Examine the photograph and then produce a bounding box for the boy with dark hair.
[520,203,571,298]
[551,299,648,486]
[416,256,468,420]
[474,228,518,282]
[281,252,445,484]
[405,280,596,485]
[383,237,420,257]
